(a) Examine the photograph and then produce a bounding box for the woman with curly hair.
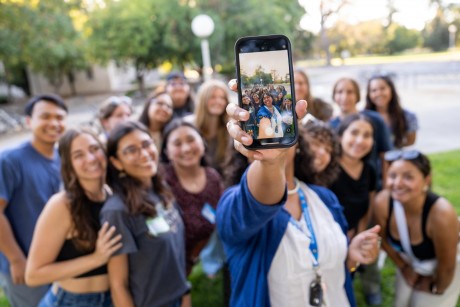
[217,96,380,306]
[365,75,418,148]
[26,128,122,306]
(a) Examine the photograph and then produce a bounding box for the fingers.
[226,102,249,122]
[98,222,109,237]
[227,121,252,146]
[233,140,263,161]
[368,225,381,234]
[295,100,308,120]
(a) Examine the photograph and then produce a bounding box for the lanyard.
[289,187,319,268]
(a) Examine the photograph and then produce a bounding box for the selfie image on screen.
[239,50,294,140]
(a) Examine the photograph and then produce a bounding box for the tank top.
[56,198,107,278]
[386,192,439,260]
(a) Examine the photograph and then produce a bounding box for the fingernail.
[239,111,246,118]
[241,136,250,143]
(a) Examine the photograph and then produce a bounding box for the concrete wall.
[27,61,161,96]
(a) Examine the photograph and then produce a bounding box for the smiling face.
[27,101,67,145]
[206,88,228,116]
[309,138,332,173]
[166,77,190,108]
[111,130,158,185]
[148,93,173,125]
[102,104,132,132]
[71,133,106,182]
[387,160,430,203]
[368,78,392,110]
[166,125,205,169]
[333,79,359,114]
[340,119,374,161]
[294,71,310,100]
[263,94,273,107]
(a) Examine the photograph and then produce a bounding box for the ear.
[425,174,432,189]
[109,156,124,172]
[25,116,32,129]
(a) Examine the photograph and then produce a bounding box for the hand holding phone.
[235,35,297,149]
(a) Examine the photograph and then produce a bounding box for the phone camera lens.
[282,45,286,49]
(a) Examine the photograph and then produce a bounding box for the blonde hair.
[194,79,230,165]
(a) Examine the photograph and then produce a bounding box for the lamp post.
[448,25,457,49]
[191,14,215,82]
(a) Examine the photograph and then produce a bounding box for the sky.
[239,50,290,77]
[298,0,458,34]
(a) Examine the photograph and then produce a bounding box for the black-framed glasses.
[384,150,421,162]
[120,139,154,160]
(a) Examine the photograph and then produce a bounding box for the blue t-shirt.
[0,142,61,273]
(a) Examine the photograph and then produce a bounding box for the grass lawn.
[1,150,459,306]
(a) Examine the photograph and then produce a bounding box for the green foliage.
[423,9,450,51]
[0,0,88,93]
[385,25,422,54]
[189,264,224,306]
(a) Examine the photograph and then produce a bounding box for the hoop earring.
[119,171,126,178]
[423,185,429,192]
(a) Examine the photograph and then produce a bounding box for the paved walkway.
[1,61,459,154]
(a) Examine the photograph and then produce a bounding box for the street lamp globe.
[191,14,215,81]
[191,14,215,39]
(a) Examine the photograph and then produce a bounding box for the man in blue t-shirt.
[0,94,67,306]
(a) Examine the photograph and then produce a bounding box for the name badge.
[201,203,216,224]
[146,216,170,236]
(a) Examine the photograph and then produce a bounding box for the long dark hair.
[295,122,341,187]
[365,76,407,148]
[337,113,374,161]
[106,121,173,216]
[58,128,104,251]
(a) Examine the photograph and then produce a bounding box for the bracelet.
[350,262,360,273]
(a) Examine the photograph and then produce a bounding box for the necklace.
[287,178,300,195]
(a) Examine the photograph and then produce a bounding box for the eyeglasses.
[152,100,173,110]
[384,150,421,162]
[120,139,155,160]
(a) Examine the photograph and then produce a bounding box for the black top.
[329,162,376,231]
[387,192,439,260]
[56,199,107,278]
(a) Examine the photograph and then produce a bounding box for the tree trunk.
[137,70,146,97]
[67,72,77,96]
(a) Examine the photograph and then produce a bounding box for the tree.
[385,25,422,54]
[0,0,88,96]
[195,0,305,76]
[423,8,450,51]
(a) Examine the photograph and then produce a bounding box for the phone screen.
[235,35,297,148]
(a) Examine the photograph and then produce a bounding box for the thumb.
[367,225,381,234]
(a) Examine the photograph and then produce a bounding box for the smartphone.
[235,34,297,149]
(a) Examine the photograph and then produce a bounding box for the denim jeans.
[38,286,112,307]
